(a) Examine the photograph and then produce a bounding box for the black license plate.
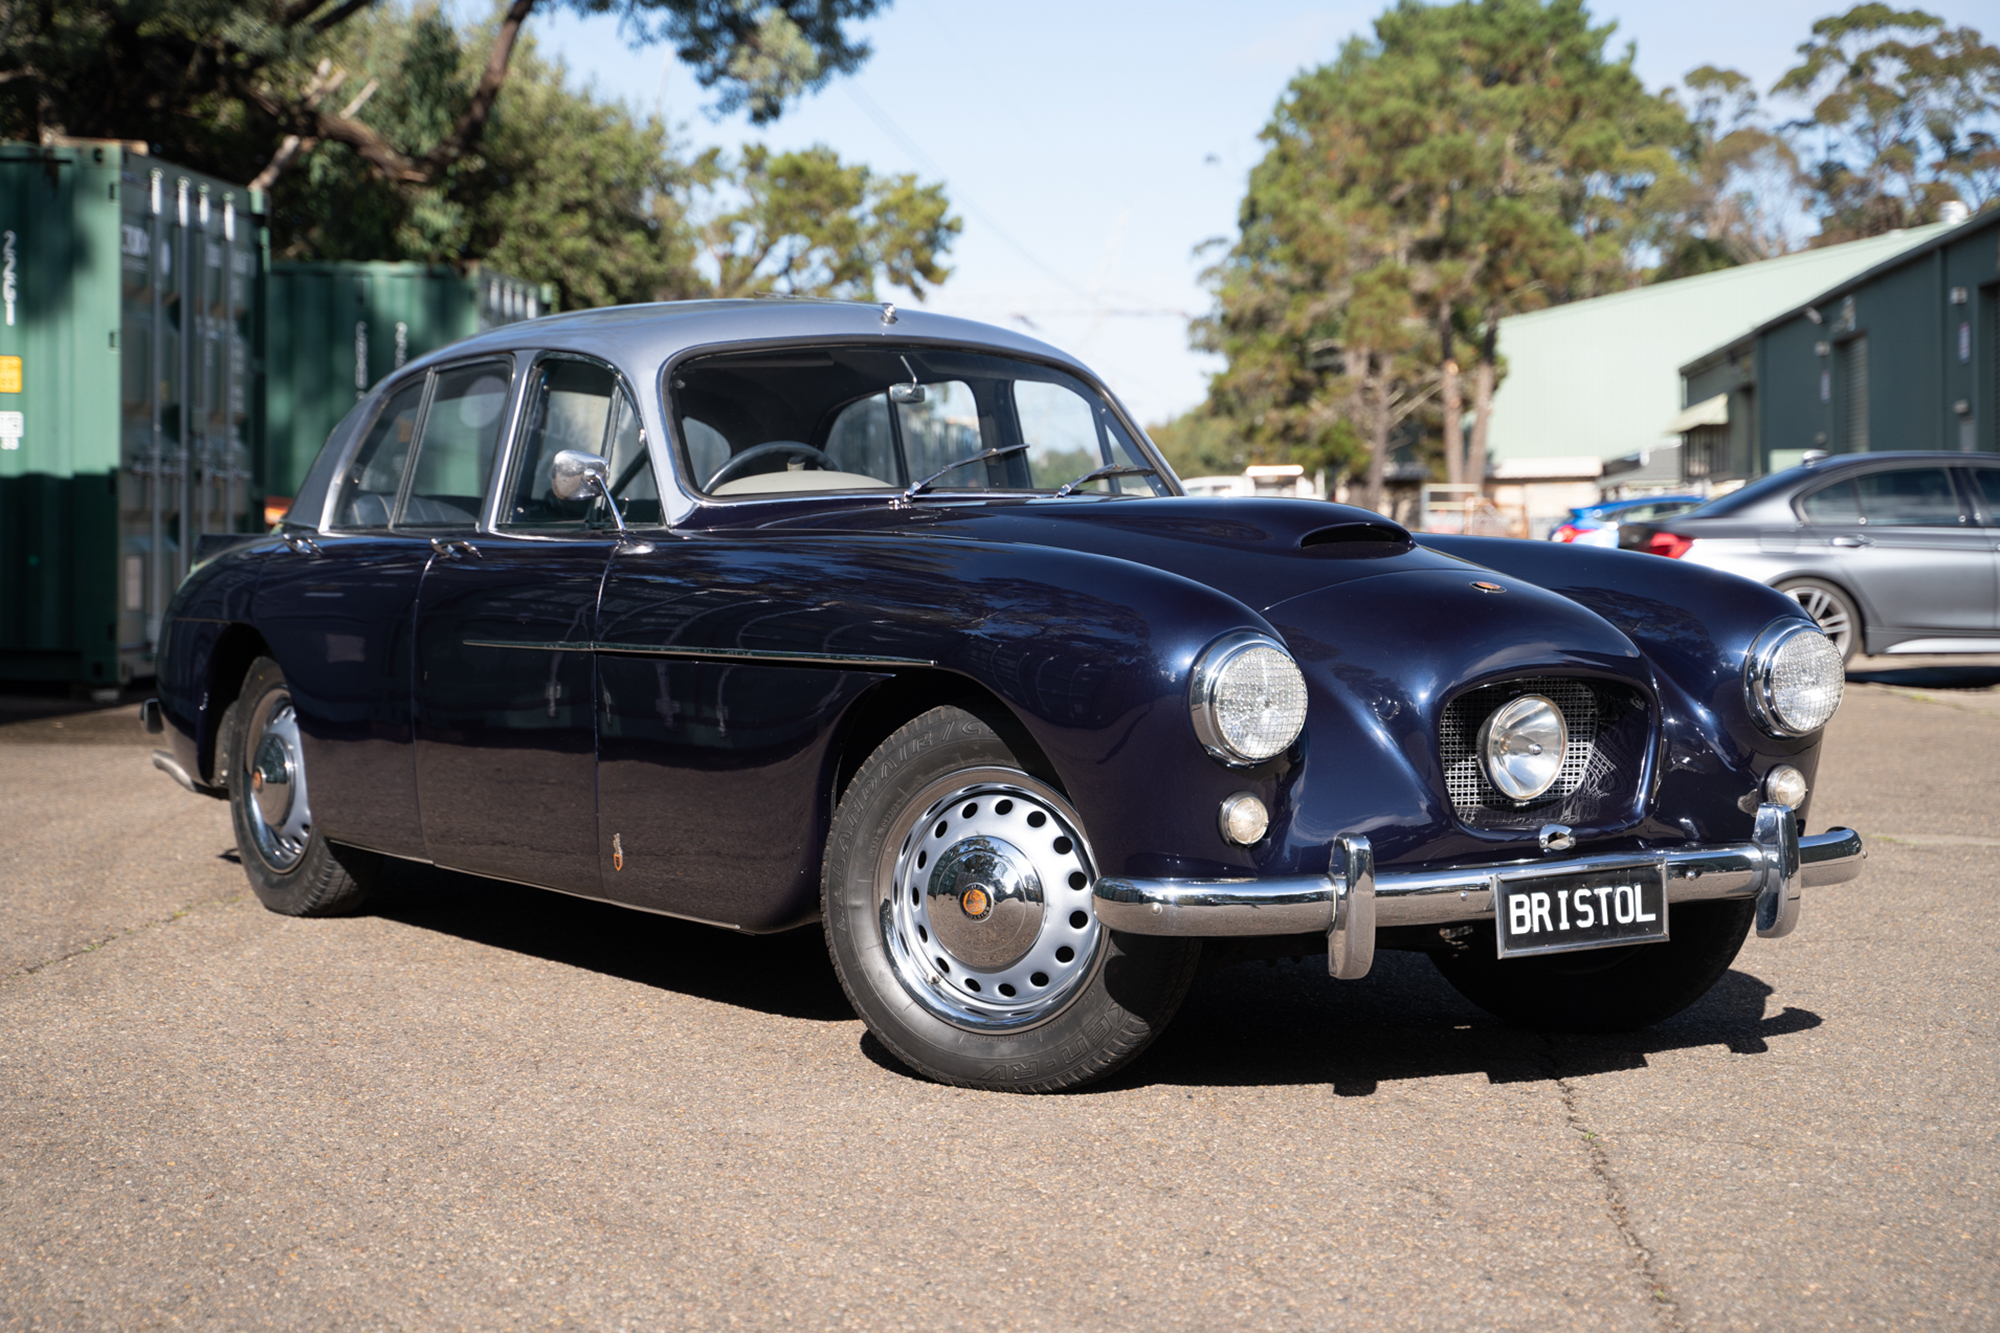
[1494,863,1669,958]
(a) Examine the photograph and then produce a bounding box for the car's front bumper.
[1093,803,1863,979]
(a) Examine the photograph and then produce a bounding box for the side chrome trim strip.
[464,639,936,669]
[1094,817,1864,948]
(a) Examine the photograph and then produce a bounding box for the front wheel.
[823,706,1200,1092]
[228,656,379,916]
[1429,898,1756,1032]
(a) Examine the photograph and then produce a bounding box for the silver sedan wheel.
[1781,583,1854,657]
[876,767,1104,1032]
[244,690,312,872]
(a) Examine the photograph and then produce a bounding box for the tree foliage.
[0,0,885,189]
[1196,0,1688,507]
[1773,4,2000,240]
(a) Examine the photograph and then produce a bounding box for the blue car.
[146,301,1862,1092]
[1550,495,1706,547]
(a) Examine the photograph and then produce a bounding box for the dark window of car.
[1799,480,1861,523]
[668,345,1167,499]
[1851,467,1964,526]
[1971,467,2000,519]
[506,358,659,528]
[399,361,513,528]
[333,380,427,528]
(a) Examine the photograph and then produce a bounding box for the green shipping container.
[263,262,552,506]
[0,142,262,688]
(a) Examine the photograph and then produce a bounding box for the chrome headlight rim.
[1188,630,1308,767]
[1745,618,1845,738]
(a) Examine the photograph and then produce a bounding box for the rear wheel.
[822,706,1200,1092]
[1429,898,1756,1033]
[228,656,379,916]
[1776,578,1861,664]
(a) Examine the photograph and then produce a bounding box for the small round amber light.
[1764,765,1808,809]
[1219,793,1269,846]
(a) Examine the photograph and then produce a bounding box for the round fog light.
[1764,764,1808,809]
[1219,792,1269,846]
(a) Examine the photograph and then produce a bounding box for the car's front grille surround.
[1438,676,1649,828]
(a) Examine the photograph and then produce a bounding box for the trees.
[1197,0,1687,509]
[1773,5,2000,240]
[0,0,885,191]
[0,2,954,311]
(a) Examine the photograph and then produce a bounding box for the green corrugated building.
[1679,209,2000,482]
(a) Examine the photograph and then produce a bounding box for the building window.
[1838,336,1869,453]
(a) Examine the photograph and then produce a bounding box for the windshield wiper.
[1053,463,1158,498]
[901,444,1030,502]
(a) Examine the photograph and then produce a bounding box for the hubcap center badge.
[926,836,1043,970]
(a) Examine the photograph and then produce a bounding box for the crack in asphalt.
[2,894,243,987]
[1553,1066,1686,1333]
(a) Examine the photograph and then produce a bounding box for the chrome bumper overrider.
[1092,803,1864,980]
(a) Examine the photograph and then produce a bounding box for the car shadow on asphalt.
[365,858,856,1023]
[1084,950,1821,1096]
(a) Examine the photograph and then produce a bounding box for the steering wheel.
[705,441,836,490]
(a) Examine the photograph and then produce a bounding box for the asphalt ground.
[1,680,1995,1331]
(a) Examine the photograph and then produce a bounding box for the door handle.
[281,532,322,556]
[1828,535,1872,548]
[429,538,482,560]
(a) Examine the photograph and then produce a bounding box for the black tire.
[1775,577,1862,664]
[1429,898,1756,1033]
[823,705,1201,1092]
[228,656,379,917]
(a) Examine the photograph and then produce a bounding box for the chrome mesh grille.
[1439,677,1601,813]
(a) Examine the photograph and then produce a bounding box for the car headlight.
[1745,620,1844,737]
[1189,631,1308,765]
[1480,694,1568,801]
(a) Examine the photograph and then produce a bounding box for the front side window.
[400,361,513,528]
[1970,467,2000,518]
[506,358,659,528]
[334,380,427,528]
[1853,467,1964,527]
[668,345,1169,500]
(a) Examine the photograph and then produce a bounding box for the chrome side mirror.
[549,449,631,535]
[550,449,609,501]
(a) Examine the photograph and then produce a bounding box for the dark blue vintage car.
[146,300,1863,1091]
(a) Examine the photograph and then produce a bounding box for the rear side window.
[1853,468,1964,527]
[400,361,513,528]
[334,381,427,528]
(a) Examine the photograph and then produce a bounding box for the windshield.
[667,345,1172,499]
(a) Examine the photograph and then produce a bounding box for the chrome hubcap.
[1784,586,1852,653]
[879,769,1103,1031]
[245,694,311,871]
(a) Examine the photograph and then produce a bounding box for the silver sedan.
[1620,451,2000,663]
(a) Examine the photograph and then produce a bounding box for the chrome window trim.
[1187,629,1301,767]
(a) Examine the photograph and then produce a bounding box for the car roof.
[395,298,1095,382]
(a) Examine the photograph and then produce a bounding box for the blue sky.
[528,0,1992,425]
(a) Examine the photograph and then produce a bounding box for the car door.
[410,356,619,892]
[253,375,435,857]
[1805,464,1996,634]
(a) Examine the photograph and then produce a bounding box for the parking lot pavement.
[0,682,1993,1330]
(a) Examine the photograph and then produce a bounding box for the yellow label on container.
[0,357,20,393]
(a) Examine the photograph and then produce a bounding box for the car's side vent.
[1298,522,1411,549]
[1437,677,1650,828]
